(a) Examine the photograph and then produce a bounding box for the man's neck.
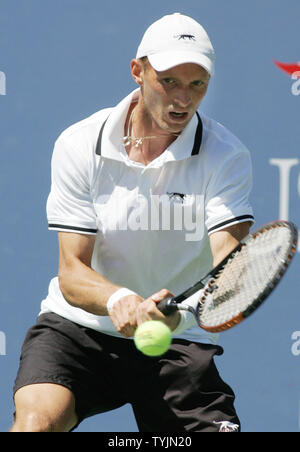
[124,101,179,166]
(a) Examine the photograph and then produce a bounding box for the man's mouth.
[169,111,189,122]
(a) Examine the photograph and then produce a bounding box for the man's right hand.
[108,293,145,338]
[109,289,180,338]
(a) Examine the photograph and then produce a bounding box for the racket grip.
[157,297,178,316]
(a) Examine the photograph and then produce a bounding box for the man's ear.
[131,59,144,87]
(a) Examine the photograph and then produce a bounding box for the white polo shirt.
[40,88,254,344]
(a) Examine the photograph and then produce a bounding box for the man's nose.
[173,87,192,108]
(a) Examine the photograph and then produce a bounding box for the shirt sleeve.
[46,136,98,235]
[205,147,254,235]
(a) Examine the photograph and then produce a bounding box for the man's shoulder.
[200,112,250,159]
[56,107,113,147]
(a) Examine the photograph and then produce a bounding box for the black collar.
[96,111,203,157]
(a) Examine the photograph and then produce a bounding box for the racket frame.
[158,221,298,333]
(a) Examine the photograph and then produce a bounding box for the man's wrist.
[106,288,137,313]
[171,289,204,335]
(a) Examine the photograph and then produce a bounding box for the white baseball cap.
[136,13,215,76]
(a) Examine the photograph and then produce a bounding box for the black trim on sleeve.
[191,112,203,156]
[48,224,98,234]
[208,215,255,234]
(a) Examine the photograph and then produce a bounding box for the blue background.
[0,0,299,432]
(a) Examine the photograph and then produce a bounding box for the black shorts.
[13,312,240,432]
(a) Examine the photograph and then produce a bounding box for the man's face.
[133,59,210,134]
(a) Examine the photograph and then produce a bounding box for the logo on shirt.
[167,192,186,203]
[274,60,300,96]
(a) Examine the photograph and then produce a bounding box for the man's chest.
[91,158,207,242]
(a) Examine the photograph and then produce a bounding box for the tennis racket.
[157,220,298,332]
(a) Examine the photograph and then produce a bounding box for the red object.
[274,60,300,78]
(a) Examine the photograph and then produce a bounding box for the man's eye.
[192,80,204,87]
[163,78,175,84]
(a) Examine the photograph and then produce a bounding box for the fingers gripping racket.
[157,221,298,333]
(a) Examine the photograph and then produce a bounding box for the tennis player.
[11,13,254,432]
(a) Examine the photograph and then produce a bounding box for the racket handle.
[157,297,178,316]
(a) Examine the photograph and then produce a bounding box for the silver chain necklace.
[123,107,180,148]
[123,107,156,148]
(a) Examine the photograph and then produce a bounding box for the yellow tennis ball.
[134,320,172,357]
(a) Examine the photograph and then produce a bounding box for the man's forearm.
[58,258,121,315]
[58,258,182,336]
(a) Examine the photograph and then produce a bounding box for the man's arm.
[57,232,123,316]
[57,232,180,336]
[209,221,251,267]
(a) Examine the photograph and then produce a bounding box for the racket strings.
[199,224,294,328]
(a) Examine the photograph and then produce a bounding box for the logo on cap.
[174,34,196,41]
